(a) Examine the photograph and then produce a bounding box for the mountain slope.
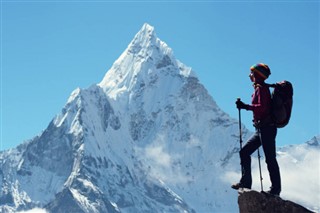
[1,84,196,213]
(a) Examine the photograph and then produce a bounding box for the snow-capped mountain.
[0,23,318,213]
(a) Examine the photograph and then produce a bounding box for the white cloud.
[279,148,320,212]
[145,145,171,168]
[144,144,189,184]
[136,134,191,184]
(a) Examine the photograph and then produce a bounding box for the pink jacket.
[247,83,272,123]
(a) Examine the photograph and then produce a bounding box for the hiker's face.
[249,72,255,82]
[249,71,263,83]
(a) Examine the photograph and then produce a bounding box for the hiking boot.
[266,188,281,196]
[231,183,250,190]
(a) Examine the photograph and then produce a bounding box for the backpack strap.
[265,83,277,88]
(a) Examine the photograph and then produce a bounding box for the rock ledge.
[238,189,315,213]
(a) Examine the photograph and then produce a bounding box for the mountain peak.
[136,23,156,40]
[142,23,155,32]
[98,23,194,100]
[127,23,157,54]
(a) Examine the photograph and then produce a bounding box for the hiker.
[232,63,281,196]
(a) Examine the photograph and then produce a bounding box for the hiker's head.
[249,63,271,82]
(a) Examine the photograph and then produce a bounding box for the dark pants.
[240,125,281,191]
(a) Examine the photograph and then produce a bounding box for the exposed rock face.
[238,189,315,213]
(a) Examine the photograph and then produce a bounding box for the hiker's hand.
[236,99,249,110]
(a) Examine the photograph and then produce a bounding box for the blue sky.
[1,1,319,151]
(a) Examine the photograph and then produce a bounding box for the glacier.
[1,23,319,213]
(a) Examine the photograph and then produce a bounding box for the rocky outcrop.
[238,189,315,213]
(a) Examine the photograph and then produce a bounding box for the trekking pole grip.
[237,97,241,104]
[236,98,241,110]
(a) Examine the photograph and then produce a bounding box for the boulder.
[238,189,314,213]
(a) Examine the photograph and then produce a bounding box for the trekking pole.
[237,98,243,150]
[257,128,264,192]
[257,148,263,191]
[237,98,244,176]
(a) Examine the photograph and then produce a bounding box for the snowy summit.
[99,23,194,99]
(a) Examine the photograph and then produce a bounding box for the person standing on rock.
[231,63,281,196]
